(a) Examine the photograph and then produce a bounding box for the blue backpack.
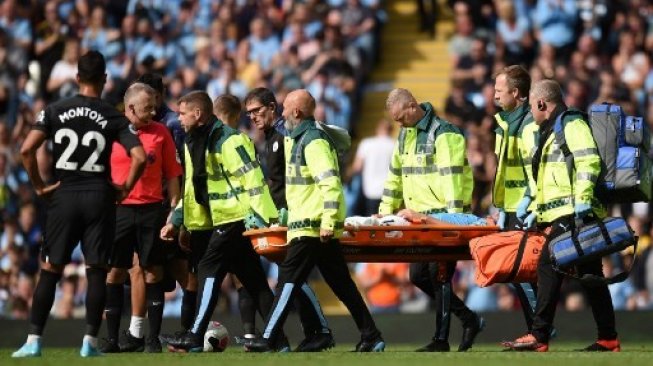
[554,103,652,203]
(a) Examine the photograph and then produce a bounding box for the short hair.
[494,65,531,98]
[385,88,416,110]
[213,94,241,122]
[124,82,156,106]
[178,91,213,117]
[244,87,277,111]
[531,79,564,104]
[77,50,106,85]
[136,73,164,95]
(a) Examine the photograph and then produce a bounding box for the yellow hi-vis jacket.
[285,119,346,242]
[205,119,278,226]
[534,109,605,223]
[493,103,538,212]
[379,102,473,215]
[172,118,278,229]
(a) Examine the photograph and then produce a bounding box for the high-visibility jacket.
[493,103,538,212]
[285,119,346,242]
[172,118,278,228]
[534,109,605,223]
[379,102,473,215]
[205,119,278,226]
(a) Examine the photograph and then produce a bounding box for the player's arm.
[116,118,146,199]
[20,129,60,197]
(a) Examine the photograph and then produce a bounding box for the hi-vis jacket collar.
[414,102,436,131]
[289,118,317,139]
[499,103,530,126]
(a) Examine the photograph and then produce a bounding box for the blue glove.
[574,203,593,219]
[496,209,506,230]
[522,212,537,230]
[516,195,533,220]
[244,212,268,230]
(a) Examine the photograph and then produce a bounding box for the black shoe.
[354,335,385,352]
[295,332,335,352]
[118,330,145,352]
[164,330,203,353]
[99,338,120,353]
[459,316,485,352]
[244,337,273,353]
[145,336,162,353]
[416,339,450,352]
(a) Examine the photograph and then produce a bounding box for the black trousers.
[410,261,477,341]
[192,221,276,336]
[532,215,617,343]
[262,237,380,342]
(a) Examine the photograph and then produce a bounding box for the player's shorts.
[42,189,116,266]
[109,202,166,268]
[188,229,213,274]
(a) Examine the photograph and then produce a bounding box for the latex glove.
[574,203,593,219]
[496,209,506,230]
[278,208,288,227]
[516,195,533,220]
[244,212,268,230]
[522,212,537,230]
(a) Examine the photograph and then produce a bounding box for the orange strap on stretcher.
[243,225,499,263]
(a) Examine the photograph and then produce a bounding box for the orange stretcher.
[243,225,499,263]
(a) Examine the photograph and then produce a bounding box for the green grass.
[3,344,653,366]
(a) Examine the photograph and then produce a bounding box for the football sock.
[181,290,197,331]
[146,282,164,337]
[85,267,107,337]
[238,287,256,335]
[129,316,145,339]
[29,270,62,335]
[105,283,124,340]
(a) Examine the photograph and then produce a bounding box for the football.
[203,321,230,352]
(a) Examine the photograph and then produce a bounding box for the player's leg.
[134,203,167,353]
[409,262,435,298]
[13,190,80,358]
[120,259,146,352]
[293,283,333,352]
[101,205,137,353]
[168,255,197,332]
[232,274,257,337]
[79,190,117,357]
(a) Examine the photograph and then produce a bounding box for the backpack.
[553,103,652,203]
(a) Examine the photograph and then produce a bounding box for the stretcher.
[243,224,499,263]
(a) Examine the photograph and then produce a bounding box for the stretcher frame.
[243,225,499,263]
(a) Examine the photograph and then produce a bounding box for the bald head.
[385,88,417,110]
[282,89,316,130]
[529,79,565,124]
[385,88,424,127]
[530,79,563,104]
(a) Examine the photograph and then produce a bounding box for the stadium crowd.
[1,0,653,324]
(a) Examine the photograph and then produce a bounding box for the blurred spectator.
[348,119,394,215]
[46,38,80,100]
[206,58,247,101]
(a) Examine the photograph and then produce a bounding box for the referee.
[13,51,146,358]
[101,83,182,353]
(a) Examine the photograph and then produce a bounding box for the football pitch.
[2,344,652,366]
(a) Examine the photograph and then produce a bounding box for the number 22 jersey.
[33,94,142,191]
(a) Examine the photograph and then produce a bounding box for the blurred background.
[0,0,652,322]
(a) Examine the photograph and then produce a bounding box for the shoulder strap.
[553,111,576,182]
